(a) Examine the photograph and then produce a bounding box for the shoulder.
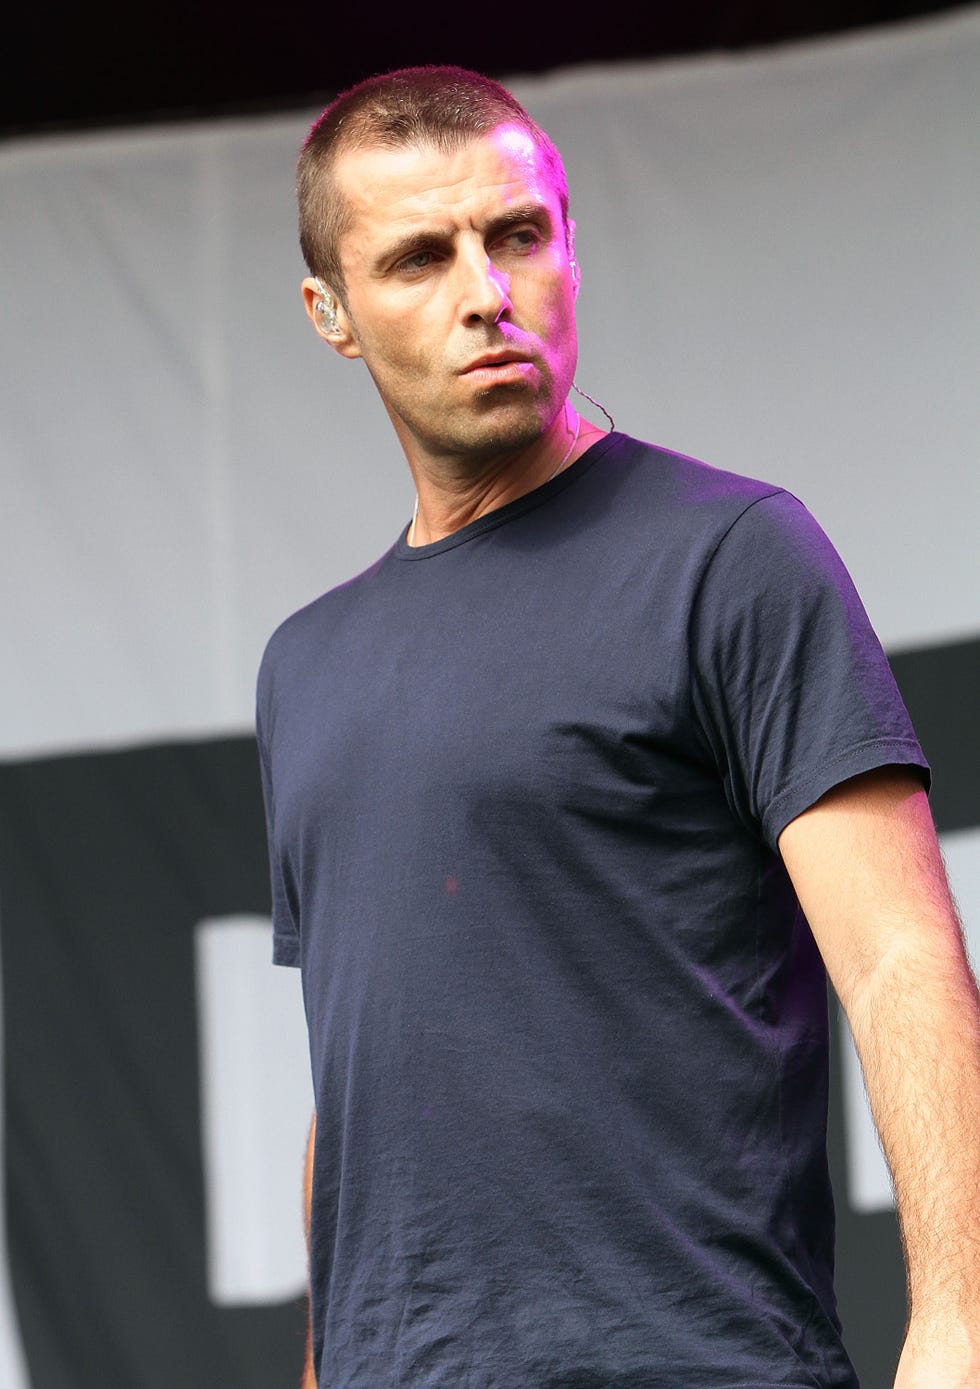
[257,548,393,708]
[608,436,850,575]
[584,434,833,583]
[595,432,786,520]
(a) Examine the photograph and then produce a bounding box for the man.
[257,66,980,1388]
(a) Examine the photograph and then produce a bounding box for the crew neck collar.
[393,433,619,561]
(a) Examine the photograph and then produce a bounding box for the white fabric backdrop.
[2,6,977,761]
[1,8,978,1383]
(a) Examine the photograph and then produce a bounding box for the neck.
[405,407,603,547]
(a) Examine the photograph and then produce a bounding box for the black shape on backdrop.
[0,739,306,1389]
[0,635,976,1388]
[814,634,980,1389]
[888,636,980,834]
[3,0,975,135]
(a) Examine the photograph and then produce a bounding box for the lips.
[459,351,532,374]
[458,353,539,393]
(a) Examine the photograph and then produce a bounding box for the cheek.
[362,325,423,380]
[373,305,442,375]
[543,288,578,359]
[537,270,576,325]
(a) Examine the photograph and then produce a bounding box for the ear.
[565,220,581,298]
[300,276,361,359]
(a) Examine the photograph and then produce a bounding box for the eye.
[495,228,541,256]
[395,249,439,275]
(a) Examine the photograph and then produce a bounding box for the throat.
[406,412,600,547]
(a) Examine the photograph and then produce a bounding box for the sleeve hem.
[272,934,301,968]
[764,738,931,848]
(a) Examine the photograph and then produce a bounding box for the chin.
[468,397,554,452]
[405,391,555,462]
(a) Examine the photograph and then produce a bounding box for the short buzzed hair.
[297,65,570,304]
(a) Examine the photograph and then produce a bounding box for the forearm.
[301,1329,317,1389]
[846,916,980,1355]
[301,1113,317,1388]
[778,768,980,1384]
[299,1322,315,1389]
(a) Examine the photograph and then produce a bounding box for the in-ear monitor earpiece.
[314,277,340,335]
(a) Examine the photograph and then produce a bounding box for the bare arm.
[779,766,980,1387]
[301,1112,317,1389]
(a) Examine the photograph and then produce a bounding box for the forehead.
[333,124,562,255]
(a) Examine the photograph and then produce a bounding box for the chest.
[271,539,718,856]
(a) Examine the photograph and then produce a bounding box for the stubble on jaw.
[384,379,565,484]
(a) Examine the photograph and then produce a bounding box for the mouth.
[460,350,530,372]
[459,352,537,386]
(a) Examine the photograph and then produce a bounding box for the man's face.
[319,124,579,469]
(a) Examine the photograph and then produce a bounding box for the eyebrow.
[373,201,555,274]
[485,203,555,241]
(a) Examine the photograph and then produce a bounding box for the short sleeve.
[690,490,929,849]
[256,666,301,968]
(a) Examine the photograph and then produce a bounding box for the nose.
[457,246,511,326]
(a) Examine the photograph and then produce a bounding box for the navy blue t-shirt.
[257,434,927,1388]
